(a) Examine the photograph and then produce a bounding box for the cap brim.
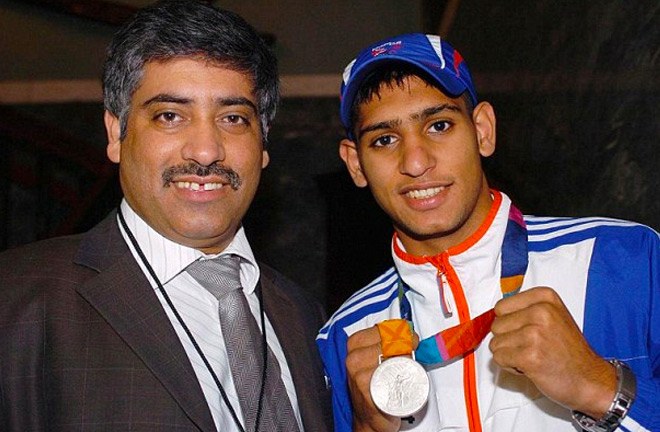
[340,55,470,138]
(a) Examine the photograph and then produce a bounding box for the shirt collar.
[117,199,260,293]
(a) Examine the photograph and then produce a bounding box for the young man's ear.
[472,101,497,158]
[339,138,368,188]
[104,110,121,163]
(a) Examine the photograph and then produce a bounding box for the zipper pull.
[428,254,453,317]
[436,270,453,317]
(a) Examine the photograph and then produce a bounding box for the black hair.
[349,62,474,140]
[103,0,279,144]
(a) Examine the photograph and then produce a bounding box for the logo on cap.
[453,51,464,77]
[371,41,402,57]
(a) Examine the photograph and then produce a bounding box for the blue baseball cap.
[340,33,478,140]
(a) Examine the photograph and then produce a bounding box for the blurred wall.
[2,1,660,312]
[0,0,423,79]
[454,1,660,226]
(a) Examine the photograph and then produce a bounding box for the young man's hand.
[490,286,617,419]
[345,326,419,432]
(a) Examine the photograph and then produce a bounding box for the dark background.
[2,1,660,313]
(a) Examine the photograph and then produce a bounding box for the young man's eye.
[429,120,451,133]
[372,135,395,147]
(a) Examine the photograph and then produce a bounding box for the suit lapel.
[74,214,216,432]
[261,269,331,432]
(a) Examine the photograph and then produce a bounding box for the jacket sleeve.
[615,227,660,431]
[317,321,354,432]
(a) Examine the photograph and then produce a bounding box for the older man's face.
[105,57,269,253]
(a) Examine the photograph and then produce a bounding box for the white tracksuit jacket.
[317,191,660,432]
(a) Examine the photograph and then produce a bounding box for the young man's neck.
[396,186,496,257]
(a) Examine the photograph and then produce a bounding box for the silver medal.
[370,355,430,418]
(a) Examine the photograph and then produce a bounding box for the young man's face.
[340,76,496,256]
[105,57,269,254]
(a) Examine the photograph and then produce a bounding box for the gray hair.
[102,0,279,144]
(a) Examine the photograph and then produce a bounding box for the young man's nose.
[399,137,435,178]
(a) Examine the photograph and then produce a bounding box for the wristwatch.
[572,359,636,432]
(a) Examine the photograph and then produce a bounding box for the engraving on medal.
[370,356,430,418]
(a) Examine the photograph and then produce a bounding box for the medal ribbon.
[377,319,414,358]
[404,203,529,365]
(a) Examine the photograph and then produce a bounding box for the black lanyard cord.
[117,207,267,432]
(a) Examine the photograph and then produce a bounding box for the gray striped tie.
[186,255,300,432]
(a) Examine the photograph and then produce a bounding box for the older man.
[0,1,332,431]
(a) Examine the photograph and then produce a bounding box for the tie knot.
[186,254,242,299]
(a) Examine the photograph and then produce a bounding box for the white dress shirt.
[117,200,303,432]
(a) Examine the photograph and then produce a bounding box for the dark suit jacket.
[0,213,333,431]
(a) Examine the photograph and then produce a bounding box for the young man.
[0,1,332,431]
[317,33,660,432]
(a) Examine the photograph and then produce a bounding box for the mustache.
[162,162,242,190]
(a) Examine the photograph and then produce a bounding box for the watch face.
[370,356,429,417]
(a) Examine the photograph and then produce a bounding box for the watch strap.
[572,359,636,432]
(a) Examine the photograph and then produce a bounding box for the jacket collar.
[74,212,217,432]
[393,190,504,263]
[392,191,512,302]
[260,266,333,431]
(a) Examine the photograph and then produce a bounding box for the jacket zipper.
[429,253,483,432]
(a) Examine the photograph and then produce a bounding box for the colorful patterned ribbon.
[401,204,528,365]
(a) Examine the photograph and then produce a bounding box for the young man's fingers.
[494,286,563,316]
[347,326,382,353]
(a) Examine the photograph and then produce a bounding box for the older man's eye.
[223,114,250,125]
[153,111,181,125]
